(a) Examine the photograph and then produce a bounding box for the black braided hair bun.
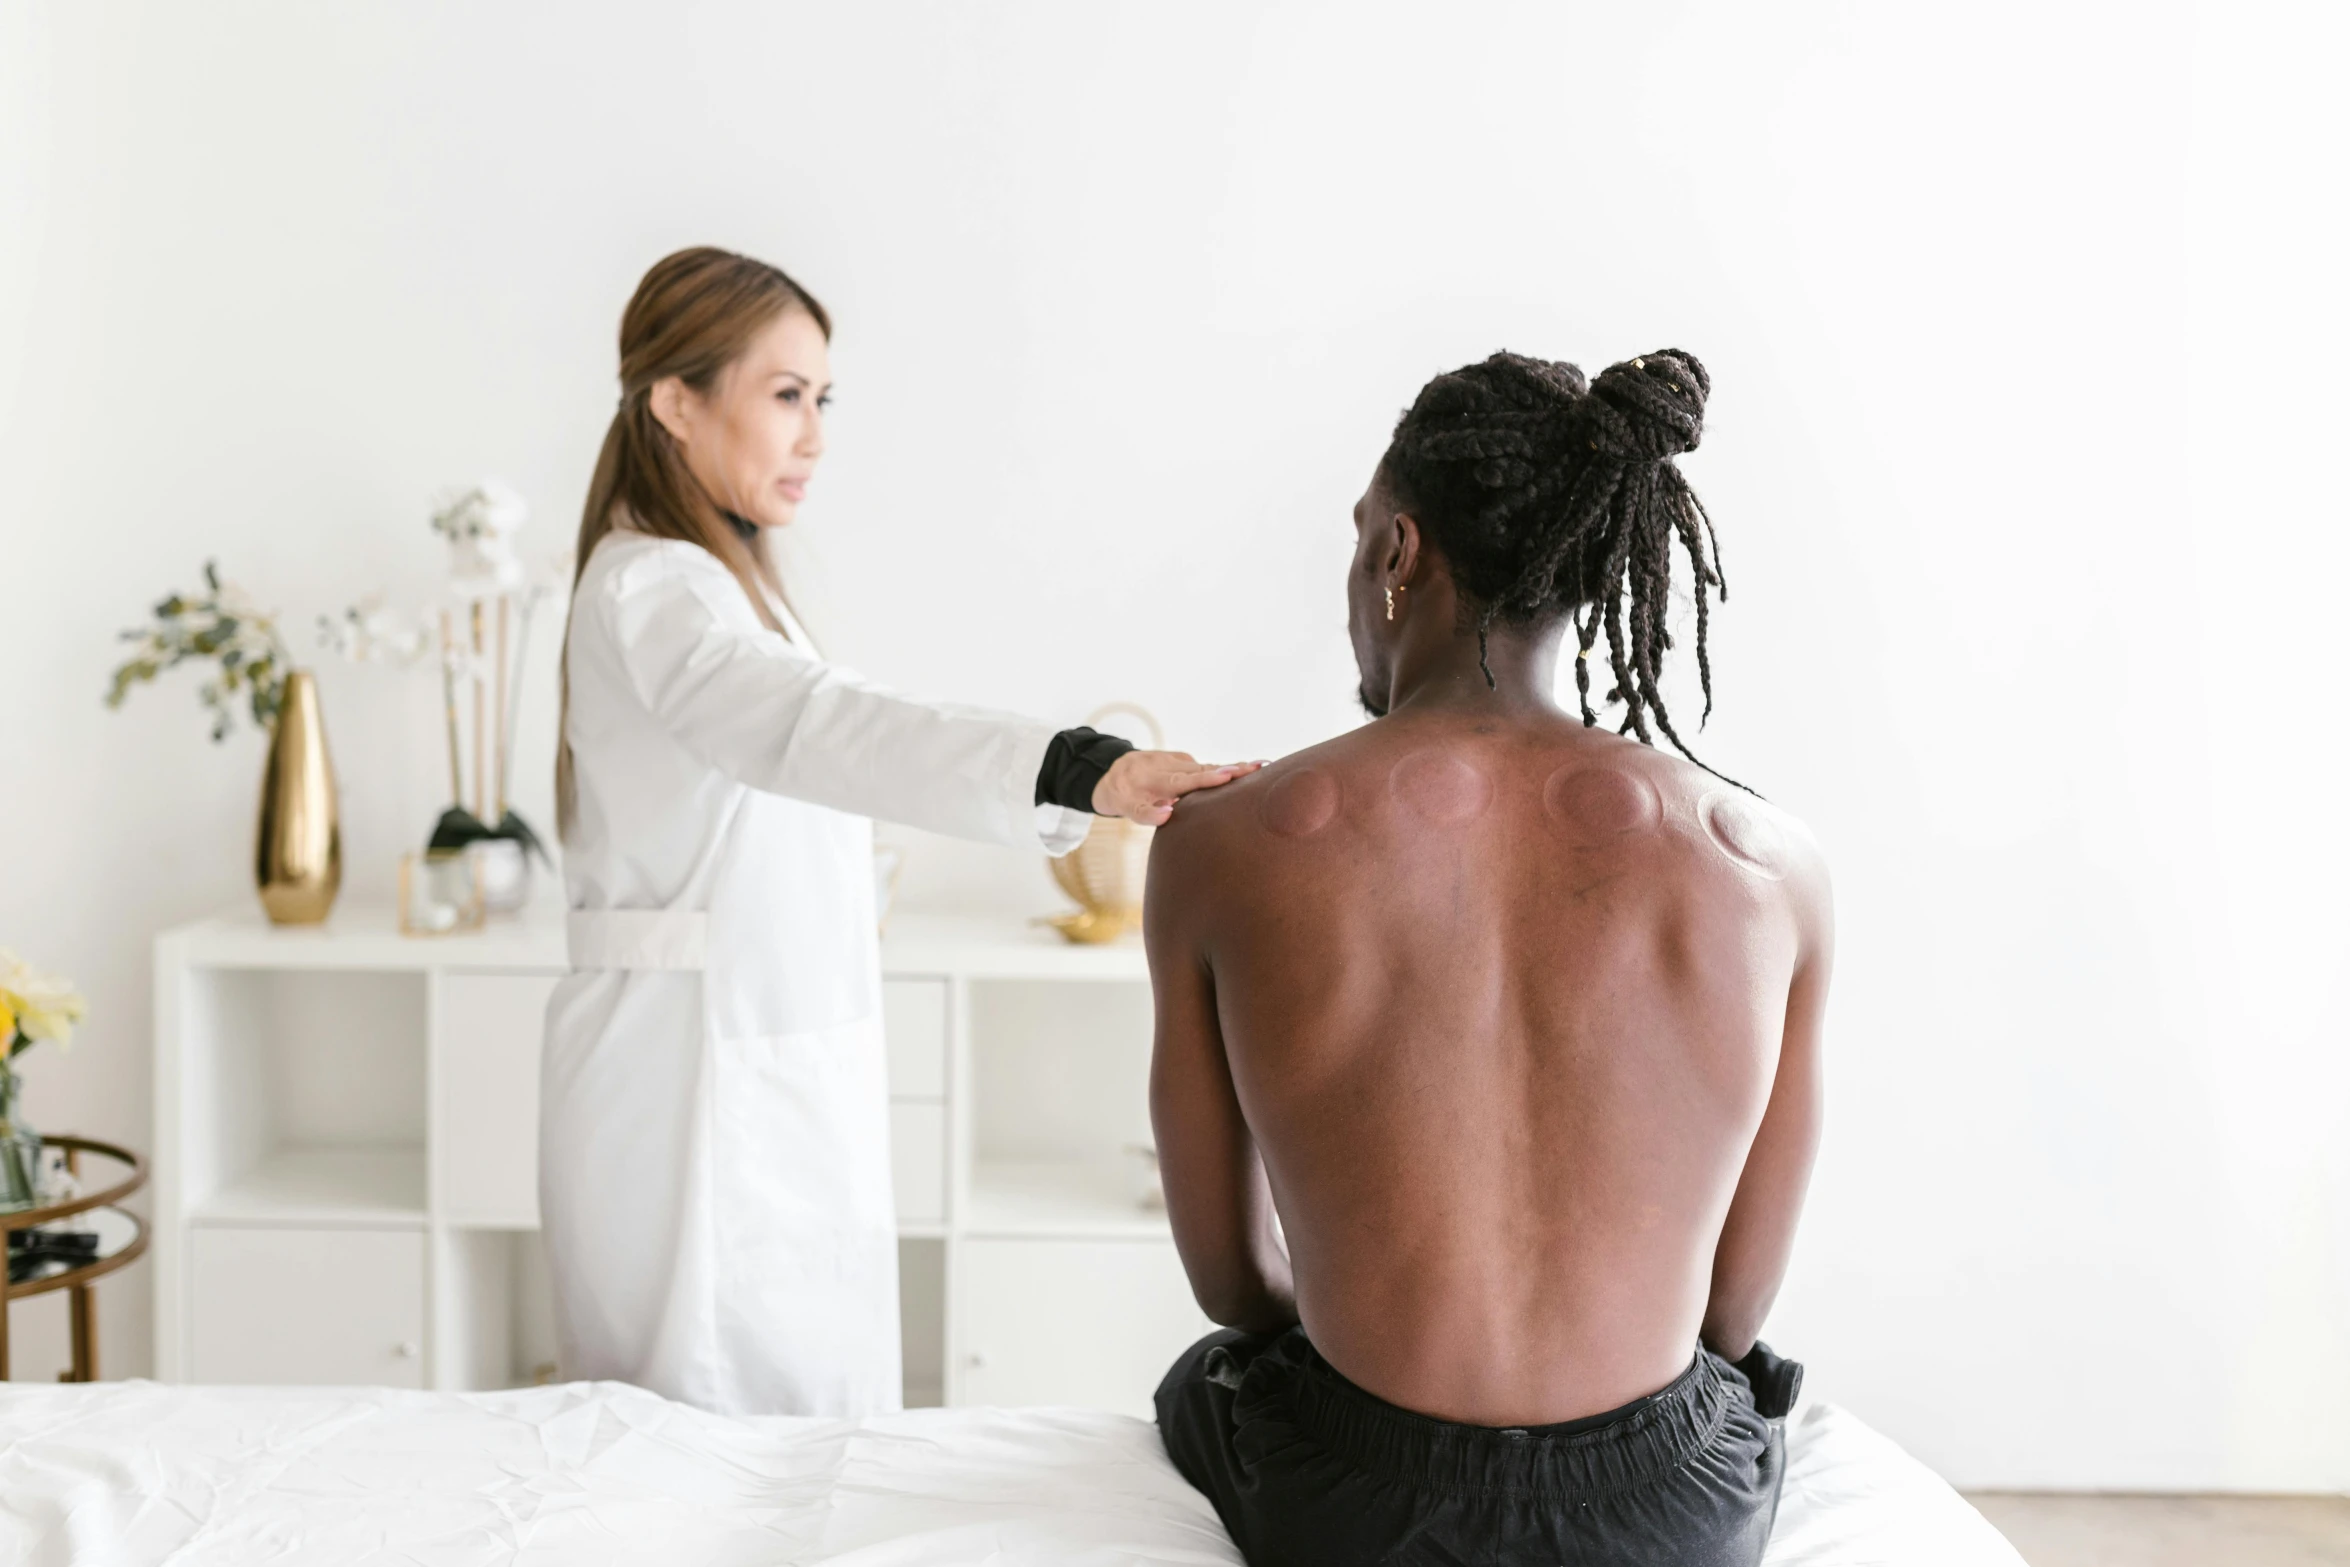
[1382,348,1711,618]
[1380,347,1734,778]
[1579,349,1709,463]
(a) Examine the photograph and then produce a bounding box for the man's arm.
[1702,835,1833,1361]
[1144,820,1297,1332]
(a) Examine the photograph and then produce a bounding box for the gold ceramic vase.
[256,669,342,925]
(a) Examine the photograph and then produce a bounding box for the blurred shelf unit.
[153,905,1205,1416]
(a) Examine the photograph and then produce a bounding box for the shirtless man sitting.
[1145,349,1831,1567]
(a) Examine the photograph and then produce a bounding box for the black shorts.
[1156,1327,1802,1567]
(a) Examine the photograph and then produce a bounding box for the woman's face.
[655,305,833,530]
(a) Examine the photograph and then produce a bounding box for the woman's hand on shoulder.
[1094,751,1262,826]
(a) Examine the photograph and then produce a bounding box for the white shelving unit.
[152,905,1208,1416]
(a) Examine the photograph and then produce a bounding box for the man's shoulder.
[1589,739,1829,882]
[1155,729,1373,854]
[1597,744,1831,934]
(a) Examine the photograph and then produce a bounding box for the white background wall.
[3,0,2343,1491]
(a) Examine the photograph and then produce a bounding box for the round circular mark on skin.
[1258,767,1341,839]
[1702,791,1790,880]
[1542,766,1662,847]
[1390,751,1493,825]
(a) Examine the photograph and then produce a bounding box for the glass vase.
[0,1065,41,1212]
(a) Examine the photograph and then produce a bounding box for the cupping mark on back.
[1259,766,1341,838]
[1542,765,1662,847]
[1701,791,1789,879]
[1390,751,1493,825]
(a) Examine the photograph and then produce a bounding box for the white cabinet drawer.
[956,1238,1210,1416]
[190,1226,427,1386]
[891,1101,946,1225]
[882,979,947,1099]
[436,973,556,1226]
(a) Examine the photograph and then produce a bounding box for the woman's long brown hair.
[557,246,831,840]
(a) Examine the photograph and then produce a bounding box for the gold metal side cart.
[0,1136,149,1381]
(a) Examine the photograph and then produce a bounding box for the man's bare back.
[1150,348,1821,1564]
[1147,705,1830,1426]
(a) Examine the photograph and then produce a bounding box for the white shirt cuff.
[1035,802,1093,857]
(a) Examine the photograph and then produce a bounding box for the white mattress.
[0,1380,2022,1565]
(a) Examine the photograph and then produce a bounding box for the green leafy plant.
[106,562,291,741]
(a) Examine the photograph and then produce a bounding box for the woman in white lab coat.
[541,247,1248,1418]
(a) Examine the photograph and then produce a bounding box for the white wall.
[3,0,2342,1491]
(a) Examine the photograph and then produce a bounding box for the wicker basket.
[1045,703,1161,944]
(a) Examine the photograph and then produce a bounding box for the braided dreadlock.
[1380,348,1735,781]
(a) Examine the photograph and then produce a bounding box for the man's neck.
[1385,617,1571,720]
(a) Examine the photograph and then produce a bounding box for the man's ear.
[1389,512,1425,588]
[648,376,694,445]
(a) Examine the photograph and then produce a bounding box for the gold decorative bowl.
[1046,703,1159,945]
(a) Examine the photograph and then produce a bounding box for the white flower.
[432,481,531,600]
[429,480,529,543]
[318,595,430,665]
[0,952,87,1050]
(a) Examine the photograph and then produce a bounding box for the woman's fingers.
[1160,759,1261,797]
[1093,752,1265,822]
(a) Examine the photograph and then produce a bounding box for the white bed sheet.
[0,1379,2022,1566]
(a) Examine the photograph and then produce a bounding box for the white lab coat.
[541,529,1088,1417]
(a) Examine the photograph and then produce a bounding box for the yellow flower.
[0,951,86,1051]
[0,992,13,1042]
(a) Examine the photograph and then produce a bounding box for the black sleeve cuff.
[1035,725,1137,813]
